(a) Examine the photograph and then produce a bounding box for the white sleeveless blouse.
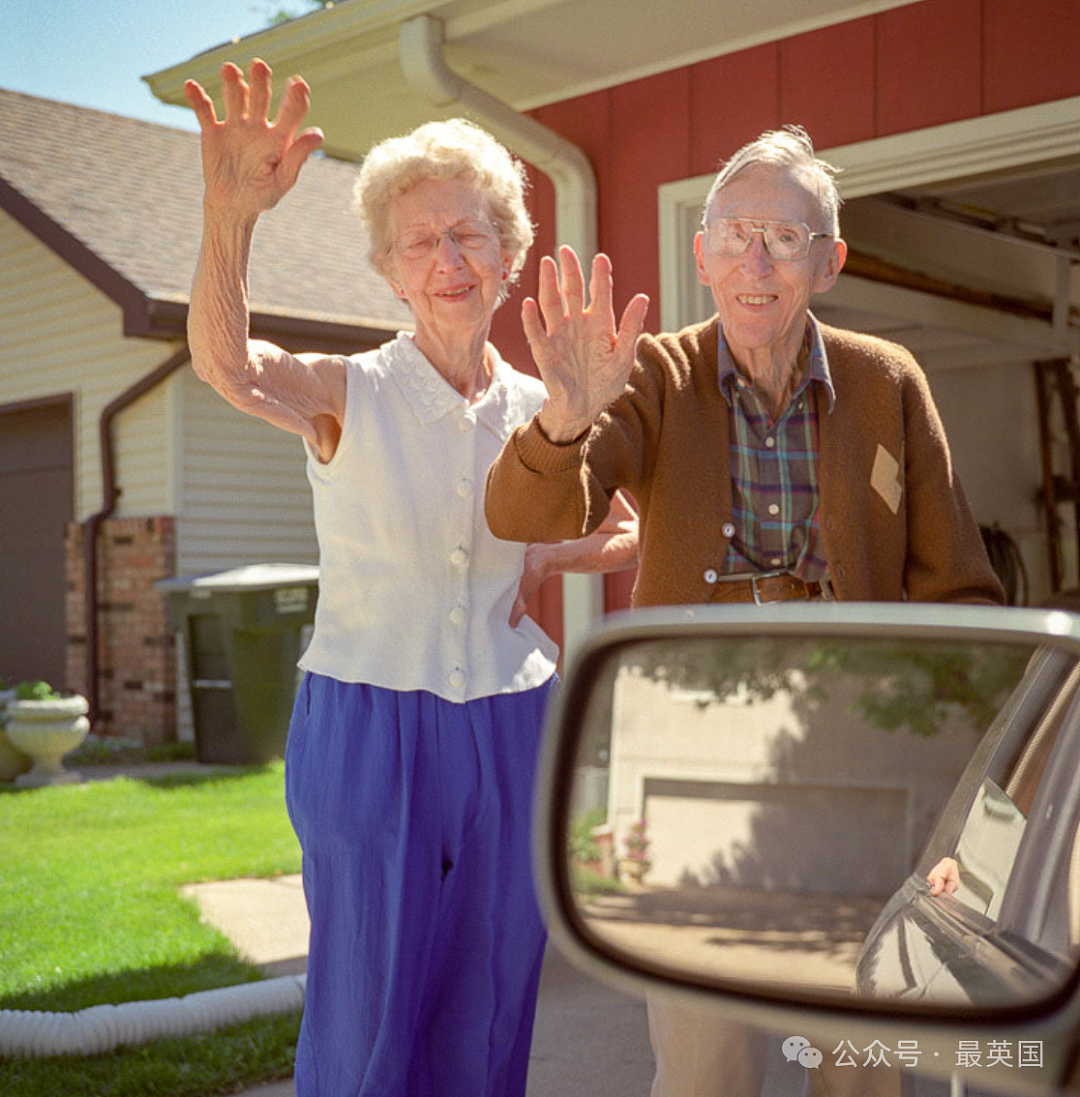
[298,333,558,703]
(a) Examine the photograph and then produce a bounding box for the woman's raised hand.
[525,247,649,443]
[184,59,324,219]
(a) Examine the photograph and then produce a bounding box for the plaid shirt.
[718,317,835,580]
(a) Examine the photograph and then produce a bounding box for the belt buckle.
[750,569,791,606]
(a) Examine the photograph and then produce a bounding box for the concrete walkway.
[180,875,309,979]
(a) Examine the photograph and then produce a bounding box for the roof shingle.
[0,88,410,332]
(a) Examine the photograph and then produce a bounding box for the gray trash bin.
[157,564,319,764]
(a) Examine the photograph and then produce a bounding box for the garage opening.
[0,397,74,686]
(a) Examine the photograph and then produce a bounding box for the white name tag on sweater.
[871,443,903,514]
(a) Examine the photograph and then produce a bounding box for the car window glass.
[949,661,1080,922]
[953,779,1027,919]
[1004,665,1077,811]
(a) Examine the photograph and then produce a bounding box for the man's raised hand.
[525,246,649,443]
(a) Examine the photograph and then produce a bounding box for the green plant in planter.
[568,807,606,865]
[14,679,62,701]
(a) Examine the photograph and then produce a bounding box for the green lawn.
[0,1013,302,1097]
[0,763,304,1096]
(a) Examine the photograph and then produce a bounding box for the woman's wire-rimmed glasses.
[391,220,500,260]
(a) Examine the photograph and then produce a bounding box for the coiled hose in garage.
[980,523,1029,606]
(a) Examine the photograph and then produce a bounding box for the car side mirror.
[534,603,1080,1094]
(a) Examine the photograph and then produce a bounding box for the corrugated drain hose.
[0,974,304,1059]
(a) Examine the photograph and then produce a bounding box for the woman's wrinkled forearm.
[187,210,339,445]
[188,211,257,401]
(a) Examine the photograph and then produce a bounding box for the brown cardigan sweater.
[485,316,1004,609]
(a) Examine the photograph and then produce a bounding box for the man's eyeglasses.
[701,217,833,261]
[391,220,499,260]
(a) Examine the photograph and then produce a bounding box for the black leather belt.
[713,572,829,605]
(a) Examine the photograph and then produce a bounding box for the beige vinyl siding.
[176,369,318,574]
[111,382,178,516]
[1,212,178,521]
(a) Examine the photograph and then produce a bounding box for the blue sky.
[3,0,295,131]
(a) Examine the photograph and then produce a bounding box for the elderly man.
[486,124,1002,609]
[485,125,1003,1096]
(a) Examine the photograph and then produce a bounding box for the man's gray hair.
[702,125,843,235]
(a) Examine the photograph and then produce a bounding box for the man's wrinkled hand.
[510,543,552,627]
[524,246,649,443]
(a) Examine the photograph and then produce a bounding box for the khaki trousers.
[648,993,767,1097]
[647,993,901,1097]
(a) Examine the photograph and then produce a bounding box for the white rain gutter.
[398,13,605,653]
[398,14,597,262]
[0,975,305,1059]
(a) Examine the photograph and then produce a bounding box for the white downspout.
[398,13,605,657]
[398,14,597,261]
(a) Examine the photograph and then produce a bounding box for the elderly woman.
[183,60,635,1097]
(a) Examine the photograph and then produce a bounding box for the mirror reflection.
[565,634,1080,1010]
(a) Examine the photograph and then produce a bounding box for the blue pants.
[285,673,555,1097]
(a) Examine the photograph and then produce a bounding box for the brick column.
[65,516,177,744]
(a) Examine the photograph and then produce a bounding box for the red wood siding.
[984,0,1080,112]
[488,0,1080,625]
[876,0,983,134]
[689,44,782,179]
[779,17,878,147]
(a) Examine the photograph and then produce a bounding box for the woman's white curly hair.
[354,117,534,301]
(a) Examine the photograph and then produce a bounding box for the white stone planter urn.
[618,856,651,885]
[5,696,90,787]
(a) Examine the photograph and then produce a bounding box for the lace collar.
[385,333,533,441]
